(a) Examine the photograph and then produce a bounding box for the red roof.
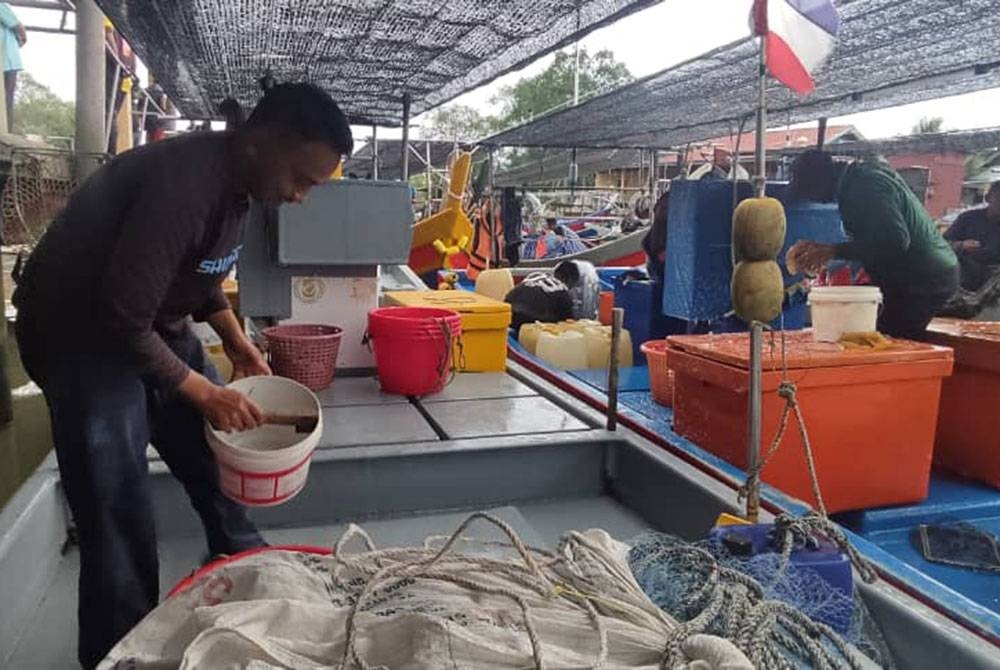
[660,125,861,164]
[707,125,859,154]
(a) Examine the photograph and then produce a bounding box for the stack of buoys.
[731,197,787,324]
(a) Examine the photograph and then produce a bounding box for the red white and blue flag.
[752,0,840,94]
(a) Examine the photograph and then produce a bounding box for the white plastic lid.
[807,286,883,303]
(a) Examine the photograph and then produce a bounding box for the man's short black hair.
[246,82,354,156]
[790,149,837,202]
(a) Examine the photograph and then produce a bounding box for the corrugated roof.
[95,0,658,126]
[779,127,1000,158]
[485,0,1000,149]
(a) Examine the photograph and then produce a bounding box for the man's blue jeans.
[16,320,265,669]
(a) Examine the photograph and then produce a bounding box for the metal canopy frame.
[484,0,1000,151]
[11,0,76,35]
[91,0,658,126]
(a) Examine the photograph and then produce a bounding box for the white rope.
[332,512,609,670]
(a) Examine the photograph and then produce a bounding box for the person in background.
[641,191,670,283]
[13,82,353,669]
[505,271,575,331]
[787,150,958,340]
[0,3,25,132]
[944,181,1000,290]
[144,82,170,142]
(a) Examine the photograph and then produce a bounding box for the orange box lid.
[927,318,1000,373]
[666,329,952,371]
[927,318,1000,343]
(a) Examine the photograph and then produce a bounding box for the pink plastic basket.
[263,324,342,390]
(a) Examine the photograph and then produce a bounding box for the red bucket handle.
[363,319,465,392]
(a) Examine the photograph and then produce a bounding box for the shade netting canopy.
[485,0,1000,149]
[96,0,657,126]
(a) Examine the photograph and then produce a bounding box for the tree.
[419,104,495,141]
[911,116,943,135]
[13,73,75,139]
[489,48,632,172]
[492,48,633,128]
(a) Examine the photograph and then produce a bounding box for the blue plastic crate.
[707,522,854,635]
[614,275,688,362]
[662,180,846,324]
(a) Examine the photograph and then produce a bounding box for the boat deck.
[1,372,639,669]
[838,472,1000,617]
[4,364,1000,669]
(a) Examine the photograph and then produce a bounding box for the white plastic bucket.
[808,286,883,343]
[205,376,322,507]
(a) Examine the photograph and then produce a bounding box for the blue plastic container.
[708,522,854,634]
[614,274,688,363]
[662,180,846,323]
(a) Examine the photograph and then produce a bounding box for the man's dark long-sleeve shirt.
[944,207,1000,266]
[833,162,957,288]
[14,132,249,387]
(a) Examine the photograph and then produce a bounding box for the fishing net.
[101,513,754,669]
[0,148,77,247]
[628,520,894,670]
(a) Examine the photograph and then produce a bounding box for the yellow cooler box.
[384,291,511,372]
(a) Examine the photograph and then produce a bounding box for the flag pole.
[746,34,768,523]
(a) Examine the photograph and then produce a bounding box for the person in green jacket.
[788,150,959,340]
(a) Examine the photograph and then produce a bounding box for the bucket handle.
[435,318,465,388]
[361,324,465,388]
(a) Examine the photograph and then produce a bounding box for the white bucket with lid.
[807,286,883,342]
[205,376,322,507]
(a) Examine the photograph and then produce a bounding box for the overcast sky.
[15,0,1000,140]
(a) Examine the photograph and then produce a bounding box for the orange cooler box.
[667,331,953,513]
[384,291,511,372]
[927,319,1000,488]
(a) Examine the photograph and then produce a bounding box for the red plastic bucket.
[263,324,342,391]
[367,307,462,396]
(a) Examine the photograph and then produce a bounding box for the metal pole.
[425,140,432,216]
[0,30,7,133]
[817,117,828,150]
[607,307,624,431]
[104,61,121,153]
[754,37,767,198]
[649,149,658,202]
[488,147,497,267]
[400,93,411,181]
[747,36,768,523]
[371,125,378,180]
[75,0,105,179]
[138,94,149,146]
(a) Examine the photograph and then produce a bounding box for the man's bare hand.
[200,386,265,432]
[224,339,272,380]
[178,370,264,432]
[786,241,836,276]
